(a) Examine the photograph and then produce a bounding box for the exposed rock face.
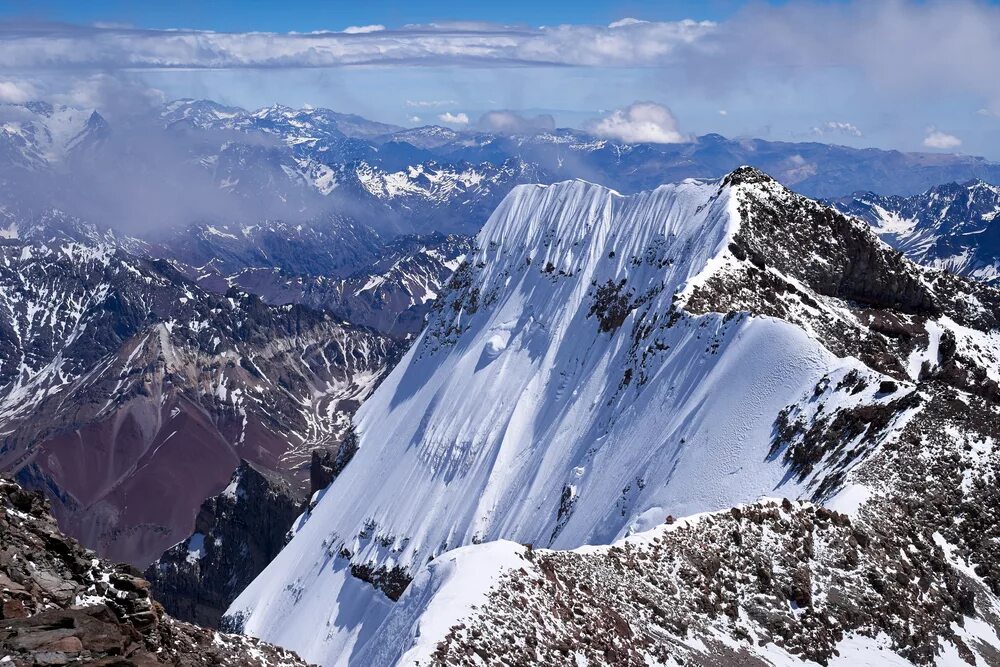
[834,179,1000,285]
[144,462,305,629]
[0,476,310,666]
[0,240,399,566]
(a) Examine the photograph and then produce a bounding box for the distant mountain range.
[5,98,1000,239]
[834,179,1000,285]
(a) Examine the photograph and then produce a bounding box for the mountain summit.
[225,168,1000,664]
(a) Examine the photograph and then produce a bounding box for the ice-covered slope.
[226,171,915,664]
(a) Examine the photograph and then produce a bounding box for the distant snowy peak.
[352,160,493,202]
[0,101,107,168]
[162,98,404,141]
[380,125,459,149]
[835,178,1000,284]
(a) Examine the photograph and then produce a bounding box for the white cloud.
[0,19,714,69]
[586,102,688,144]
[978,108,1000,118]
[0,80,37,103]
[406,99,457,108]
[608,18,648,29]
[478,110,554,134]
[718,109,728,116]
[923,128,962,149]
[407,115,422,123]
[342,25,385,34]
[812,121,863,137]
[438,111,469,125]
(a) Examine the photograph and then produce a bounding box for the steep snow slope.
[226,173,910,664]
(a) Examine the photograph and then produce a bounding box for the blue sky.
[0,0,751,31]
[1,0,1000,158]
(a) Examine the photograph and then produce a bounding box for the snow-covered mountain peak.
[226,169,935,662]
[228,168,1000,665]
[460,177,737,314]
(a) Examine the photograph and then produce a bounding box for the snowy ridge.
[226,173,914,664]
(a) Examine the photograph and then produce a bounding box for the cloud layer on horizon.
[0,19,713,70]
[2,1,1000,156]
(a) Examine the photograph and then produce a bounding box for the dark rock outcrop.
[0,476,310,666]
[144,462,304,629]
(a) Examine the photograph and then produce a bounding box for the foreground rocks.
[0,476,310,666]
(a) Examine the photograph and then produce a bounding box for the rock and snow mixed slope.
[0,239,399,566]
[145,461,306,629]
[225,168,1000,665]
[0,475,309,666]
[835,179,1000,285]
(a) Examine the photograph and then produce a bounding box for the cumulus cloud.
[586,102,689,144]
[477,110,554,134]
[342,25,385,34]
[812,121,863,138]
[0,80,37,103]
[438,112,469,125]
[923,128,962,149]
[407,115,422,123]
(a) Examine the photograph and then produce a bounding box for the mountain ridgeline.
[226,168,1000,666]
[5,99,1000,241]
[3,95,1000,666]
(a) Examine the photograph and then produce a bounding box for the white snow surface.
[228,177,870,665]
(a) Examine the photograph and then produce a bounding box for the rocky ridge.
[0,475,310,666]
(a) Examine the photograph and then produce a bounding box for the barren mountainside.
[0,239,399,567]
